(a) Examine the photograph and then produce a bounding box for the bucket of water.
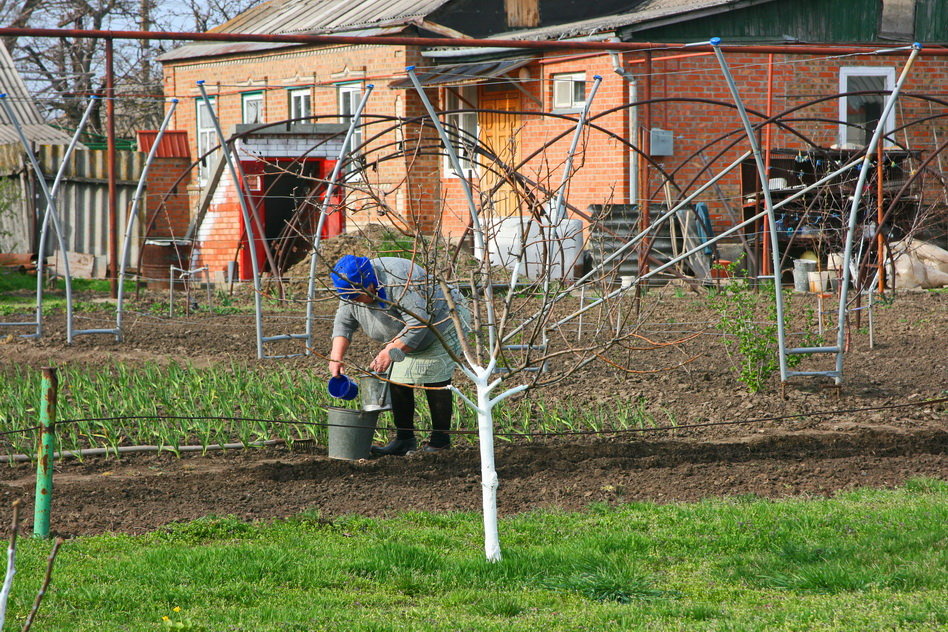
[326,407,380,460]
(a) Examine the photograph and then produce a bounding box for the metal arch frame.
[194,82,375,360]
[295,84,374,359]
[0,94,93,342]
[197,80,266,359]
[114,98,179,340]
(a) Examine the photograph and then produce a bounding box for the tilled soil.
[0,287,944,536]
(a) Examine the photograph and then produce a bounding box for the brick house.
[158,0,647,281]
[160,0,948,281]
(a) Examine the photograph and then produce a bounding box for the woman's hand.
[369,348,393,373]
[329,360,344,377]
[369,341,411,373]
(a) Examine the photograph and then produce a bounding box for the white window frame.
[289,87,312,121]
[838,67,896,148]
[241,91,264,125]
[552,72,586,111]
[196,96,217,186]
[443,86,478,178]
[337,83,364,177]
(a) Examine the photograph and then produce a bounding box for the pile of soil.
[0,287,943,537]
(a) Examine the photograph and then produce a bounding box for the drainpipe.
[762,53,775,279]
[639,51,652,279]
[610,53,638,206]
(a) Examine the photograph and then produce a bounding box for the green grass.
[4,481,946,631]
[0,272,138,315]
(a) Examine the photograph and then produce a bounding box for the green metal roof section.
[619,0,882,43]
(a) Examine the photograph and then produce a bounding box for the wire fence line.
[0,396,943,446]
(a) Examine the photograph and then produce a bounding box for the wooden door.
[479,90,521,217]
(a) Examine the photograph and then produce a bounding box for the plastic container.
[327,407,380,460]
[327,375,358,400]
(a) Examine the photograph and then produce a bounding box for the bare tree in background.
[0,0,265,136]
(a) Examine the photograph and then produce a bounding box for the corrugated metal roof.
[158,25,408,62]
[0,124,75,146]
[389,58,534,88]
[210,0,448,35]
[0,41,75,145]
[137,130,191,158]
[477,0,757,42]
[0,41,44,127]
[159,0,452,63]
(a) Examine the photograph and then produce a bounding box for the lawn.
[4,480,945,631]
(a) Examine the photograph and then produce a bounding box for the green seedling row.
[0,362,670,461]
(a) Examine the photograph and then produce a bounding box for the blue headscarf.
[331,255,387,302]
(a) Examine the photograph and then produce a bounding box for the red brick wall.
[162,43,435,278]
[164,43,948,277]
[144,157,192,238]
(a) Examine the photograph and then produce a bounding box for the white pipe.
[0,95,76,342]
[710,38,789,381]
[33,96,98,339]
[197,81,266,359]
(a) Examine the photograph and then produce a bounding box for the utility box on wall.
[649,128,674,156]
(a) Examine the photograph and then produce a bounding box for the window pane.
[242,95,263,124]
[290,90,311,119]
[845,75,886,146]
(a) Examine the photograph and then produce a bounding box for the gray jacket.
[331,257,454,352]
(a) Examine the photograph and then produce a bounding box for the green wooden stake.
[33,367,57,539]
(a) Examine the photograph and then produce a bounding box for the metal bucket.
[359,375,391,411]
[792,259,817,292]
[326,407,380,460]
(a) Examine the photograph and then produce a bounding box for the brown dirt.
[0,287,944,537]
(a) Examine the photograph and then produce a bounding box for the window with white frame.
[196,97,217,185]
[337,83,364,175]
[241,92,264,125]
[288,88,312,121]
[443,86,478,177]
[552,72,586,111]
[839,67,896,148]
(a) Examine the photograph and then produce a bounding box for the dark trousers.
[389,379,453,448]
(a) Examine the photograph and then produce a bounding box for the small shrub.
[709,259,818,392]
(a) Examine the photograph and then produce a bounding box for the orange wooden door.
[479,90,521,217]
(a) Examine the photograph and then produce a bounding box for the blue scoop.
[327,375,358,400]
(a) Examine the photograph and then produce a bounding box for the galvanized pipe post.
[116,99,178,340]
[303,85,374,356]
[710,38,789,381]
[33,367,57,538]
[835,44,921,383]
[197,80,265,359]
[0,95,76,342]
[407,65,497,356]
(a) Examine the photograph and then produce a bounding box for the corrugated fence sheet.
[36,146,145,270]
[0,145,145,276]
